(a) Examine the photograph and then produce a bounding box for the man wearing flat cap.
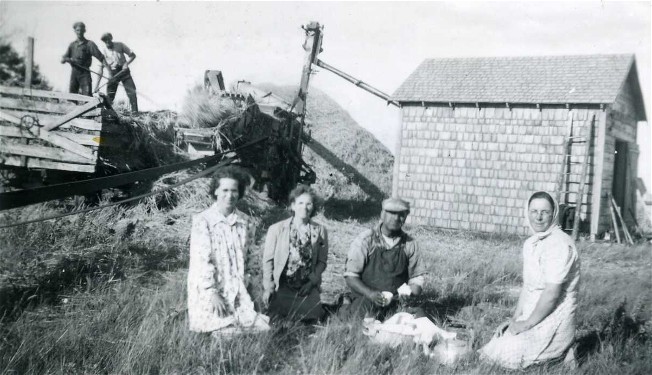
[342,197,426,319]
[61,22,106,96]
[96,32,139,113]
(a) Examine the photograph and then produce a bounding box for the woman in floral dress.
[187,166,270,333]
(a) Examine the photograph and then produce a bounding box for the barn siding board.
[397,105,609,234]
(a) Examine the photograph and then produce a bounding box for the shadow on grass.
[0,251,127,322]
[575,301,649,366]
[417,293,471,324]
[305,139,387,203]
[323,199,381,222]
[0,243,187,323]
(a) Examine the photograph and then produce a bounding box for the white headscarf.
[525,191,561,240]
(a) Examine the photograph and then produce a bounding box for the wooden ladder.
[556,112,595,241]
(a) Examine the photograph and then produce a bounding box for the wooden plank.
[556,111,574,204]
[38,130,96,161]
[0,85,95,102]
[0,125,105,147]
[1,155,95,173]
[0,97,101,116]
[590,110,607,239]
[0,125,110,147]
[1,109,99,160]
[1,142,94,164]
[1,110,102,131]
[43,98,102,131]
[572,115,594,241]
[0,110,21,125]
[611,195,634,245]
[24,38,34,89]
[609,196,621,244]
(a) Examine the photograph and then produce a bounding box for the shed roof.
[393,54,646,119]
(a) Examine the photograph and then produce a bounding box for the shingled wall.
[393,104,603,235]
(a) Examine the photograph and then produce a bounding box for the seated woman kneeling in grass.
[187,166,270,334]
[479,191,580,369]
[262,184,328,323]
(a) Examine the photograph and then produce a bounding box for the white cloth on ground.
[363,312,457,347]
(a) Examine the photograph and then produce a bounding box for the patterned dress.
[283,222,314,288]
[187,204,269,332]
[479,225,580,369]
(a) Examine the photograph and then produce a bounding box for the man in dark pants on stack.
[342,197,427,320]
[96,32,138,113]
[61,22,106,96]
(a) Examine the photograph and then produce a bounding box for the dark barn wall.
[604,75,640,229]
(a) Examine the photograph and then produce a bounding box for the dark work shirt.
[63,39,104,68]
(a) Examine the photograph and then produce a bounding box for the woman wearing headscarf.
[187,166,270,334]
[262,184,328,322]
[479,191,580,369]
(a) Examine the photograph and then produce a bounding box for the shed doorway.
[612,139,629,211]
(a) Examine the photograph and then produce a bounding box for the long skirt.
[268,283,324,321]
[478,309,575,369]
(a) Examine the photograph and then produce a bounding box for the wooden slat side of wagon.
[0,85,105,174]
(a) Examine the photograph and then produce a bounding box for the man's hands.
[368,291,394,307]
[61,57,70,64]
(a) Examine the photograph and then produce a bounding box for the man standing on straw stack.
[95,32,139,113]
[61,22,106,96]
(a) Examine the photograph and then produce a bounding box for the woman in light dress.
[187,166,270,334]
[479,191,580,369]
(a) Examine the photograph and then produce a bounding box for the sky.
[2,1,651,188]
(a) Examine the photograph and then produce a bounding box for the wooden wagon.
[0,85,105,174]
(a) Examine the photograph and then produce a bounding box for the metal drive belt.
[0,137,268,211]
[0,156,237,229]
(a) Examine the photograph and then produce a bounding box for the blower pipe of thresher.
[314,59,400,107]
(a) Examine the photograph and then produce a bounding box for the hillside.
[258,84,394,218]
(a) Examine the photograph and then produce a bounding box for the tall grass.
[2,189,650,374]
[1,88,650,373]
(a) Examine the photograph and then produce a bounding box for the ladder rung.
[568,136,586,140]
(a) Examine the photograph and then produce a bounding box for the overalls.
[349,227,410,319]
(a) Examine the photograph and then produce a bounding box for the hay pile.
[98,109,186,175]
[177,85,241,129]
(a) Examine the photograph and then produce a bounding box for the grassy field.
[1,186,650,374]
[1,94,650,374]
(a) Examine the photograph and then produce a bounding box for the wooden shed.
[391,54,646,237]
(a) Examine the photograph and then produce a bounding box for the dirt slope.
[258,84,394,218]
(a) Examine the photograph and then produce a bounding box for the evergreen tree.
[0,38,51,90]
